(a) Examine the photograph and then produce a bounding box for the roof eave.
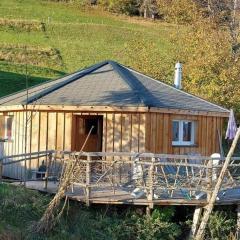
[0,104,230,117]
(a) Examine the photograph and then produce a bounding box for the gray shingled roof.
[0,60,229,113]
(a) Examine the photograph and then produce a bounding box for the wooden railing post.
[147,157,155,212]
[0,159,2,183]
[44,152,52,190]
[207,158,213,202]
[86,155,91,206]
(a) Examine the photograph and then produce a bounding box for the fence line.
[1,151,240,206]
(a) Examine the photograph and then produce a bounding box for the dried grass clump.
[32,157,76,233]
[0,231,19,240]
[0,18,45,32]
[32,127,93,234]
[0,44,63,68]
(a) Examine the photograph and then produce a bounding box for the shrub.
[0,44,63,68]
[0,18,45,32]
[157,0,201,24]
[206,210,236,240]
[98,0,141,15]
[133,208,181,240]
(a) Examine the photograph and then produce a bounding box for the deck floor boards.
[11,181,240,206]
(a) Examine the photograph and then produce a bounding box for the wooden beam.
[0,105,229,117]
[195,127,240,240]
[0,105,148,113]
[150,107,229,118]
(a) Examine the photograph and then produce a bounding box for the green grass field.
[0,0,180,98]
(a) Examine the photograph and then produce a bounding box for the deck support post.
[190,207,203,238]
[44,152,52,190]
[146,206,152,216]
[86,155,91,207]
[236,204,240,238]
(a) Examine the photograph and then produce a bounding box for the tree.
[156,0,201,24]
[140,0,158,19]
[173,18,240,112]
[98,0,142,15]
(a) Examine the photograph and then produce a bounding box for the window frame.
[172,120,195,146]
[0,115,13,141]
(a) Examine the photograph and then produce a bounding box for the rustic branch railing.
[1,151,240,206]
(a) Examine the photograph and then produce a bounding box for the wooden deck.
[13,180,208,206]
[4,150,240,207]
[11,180,240,207]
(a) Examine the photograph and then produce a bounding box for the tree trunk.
[144,9,147,18]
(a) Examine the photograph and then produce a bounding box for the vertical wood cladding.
[1,110,224,179]
[145,112,223,156]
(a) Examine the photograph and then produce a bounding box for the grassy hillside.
[0,0,179,98]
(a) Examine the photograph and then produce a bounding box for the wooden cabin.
[0,60,229,179]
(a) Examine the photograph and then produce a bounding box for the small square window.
[172,120,195,146]
[0,116,13,141]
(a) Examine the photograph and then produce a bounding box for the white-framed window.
[172,120,195,146]
[0,116,13,141]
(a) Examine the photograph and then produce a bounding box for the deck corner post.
[86,155,91,207]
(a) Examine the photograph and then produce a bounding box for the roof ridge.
[109,61,163,107]
[108,61,146,106]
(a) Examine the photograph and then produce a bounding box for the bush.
[206,210,236,240]
[133,208,181,240]
[98,0,141,15]
[157,0,200,24]
[0,18,45,32]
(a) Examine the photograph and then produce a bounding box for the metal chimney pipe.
[174,62,182,89]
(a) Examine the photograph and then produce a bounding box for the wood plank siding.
[0,110,225,179]
[145,112,223,156]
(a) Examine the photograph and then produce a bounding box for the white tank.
[174,62,182,89]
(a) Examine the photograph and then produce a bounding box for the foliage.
[157,0,201,24]
[0,44,63,68]
[132,208,181,240]
[98,0,142,15]
[0,18,45,32]
[0,183,181,240]
[174,17,240,113]
[206,210,236,240]
[117,35,175,84]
